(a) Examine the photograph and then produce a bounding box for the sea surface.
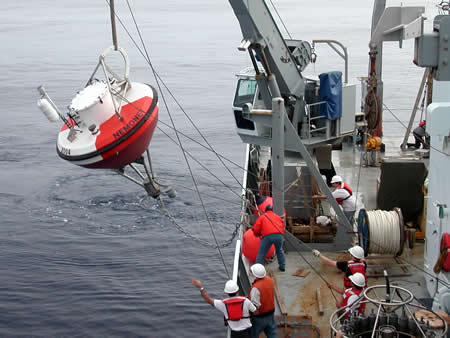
[0,0,438,337]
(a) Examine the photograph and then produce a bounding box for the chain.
[156,196,241,249]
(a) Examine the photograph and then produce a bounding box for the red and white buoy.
[37,25,165,198]
[55,79,158,169]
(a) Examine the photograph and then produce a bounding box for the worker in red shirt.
[312,245,367,289]
[327,272,366,318]
[253,205,286,272]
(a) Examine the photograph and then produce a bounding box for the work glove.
[312,249,320,257]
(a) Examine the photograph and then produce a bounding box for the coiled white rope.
[366,209,402,255]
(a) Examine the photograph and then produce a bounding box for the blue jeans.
[251,313,277,338]
[256,234,285,269]
[344,210,355,225]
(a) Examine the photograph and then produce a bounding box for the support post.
[272,96,285,217]
[370,0,386,137]
[400,68,429,151]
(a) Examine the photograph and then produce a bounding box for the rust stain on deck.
[289,260,345,335]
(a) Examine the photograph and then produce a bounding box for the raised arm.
[312,250,337,267]
[191,279,214,306]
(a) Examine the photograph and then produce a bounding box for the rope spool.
[357,208,405,256]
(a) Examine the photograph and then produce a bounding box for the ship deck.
[262,135,431,336]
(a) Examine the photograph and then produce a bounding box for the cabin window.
[233,79,257,107]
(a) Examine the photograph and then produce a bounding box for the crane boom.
[229,0,307,99]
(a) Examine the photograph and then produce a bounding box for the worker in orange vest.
[248,264,277,338]
[253,205,286,272]
[191,279,256,337]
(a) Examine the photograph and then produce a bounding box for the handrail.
[305,101,329,140]
[232,239,241,282]
[312,39,348,84]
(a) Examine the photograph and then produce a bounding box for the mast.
[366,1,425,138]
[368,0,385,137]
[109,0,118,50]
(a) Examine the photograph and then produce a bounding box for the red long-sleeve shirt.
[252,210,285,237]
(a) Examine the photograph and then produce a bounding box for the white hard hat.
[224,280,239,294]
[250,263,266,278]
[349,272,365,288]
[331,175,343,184]
[348,245,364,260]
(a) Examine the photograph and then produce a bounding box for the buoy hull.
[56,82,158,169]
[242,229,275,263]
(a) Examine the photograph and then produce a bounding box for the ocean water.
[0,0,438,337]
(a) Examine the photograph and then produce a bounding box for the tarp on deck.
[319,72,342,120]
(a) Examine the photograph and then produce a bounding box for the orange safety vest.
[254,196,287,219]
[249,276,275,315]
[252,211,285,237]
[336,183,353,205]
[223,297,249,321]
[341,288,365,317]
[254,196,273,215]
[343,260,367,288]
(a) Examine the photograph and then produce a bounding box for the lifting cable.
[101,6,298,227]
[268,0,292,40]
[110,86,246,202]
[156,196,241,250]
[107,0,291,205]
[107,0,231,278]
[122,0,242,190]
[109,89,263,215]
[107,0,296,245]
[126,0,230,278]
[156,124,242,199]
